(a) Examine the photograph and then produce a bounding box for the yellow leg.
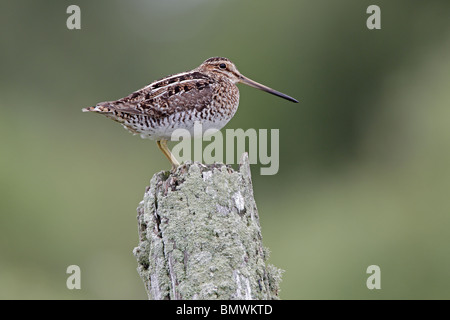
[156,140,180,169]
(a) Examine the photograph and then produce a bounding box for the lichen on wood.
[133,153,282,300]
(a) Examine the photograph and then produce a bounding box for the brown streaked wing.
[96,77,215,120]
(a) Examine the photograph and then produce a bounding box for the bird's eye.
[219,63,226,69]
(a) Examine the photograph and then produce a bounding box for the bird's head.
[197,57,298,103]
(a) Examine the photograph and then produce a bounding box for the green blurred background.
[1,0,450,299]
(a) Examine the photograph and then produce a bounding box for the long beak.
[239,75,299,103]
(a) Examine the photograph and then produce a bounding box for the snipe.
[83,57,298,168]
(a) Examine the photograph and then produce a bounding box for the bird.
[82,57,298,169]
